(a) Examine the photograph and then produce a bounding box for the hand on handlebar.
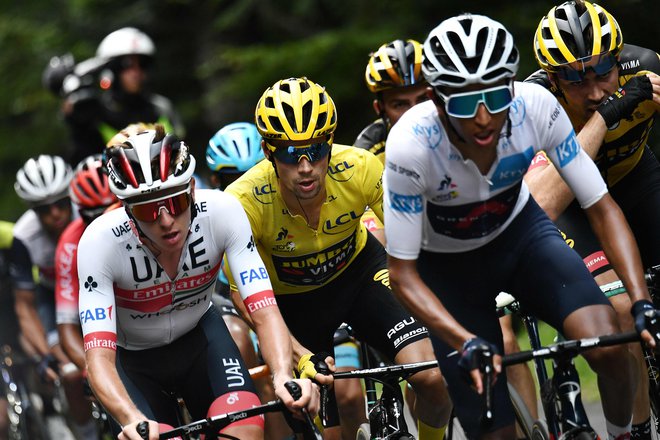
[36,354,60,383]
[631,299,660,349]
[118,419,159,440]
[274,376,320,420]
[457,337,501,394]
[297,352,335,386]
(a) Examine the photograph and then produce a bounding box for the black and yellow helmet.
[365,39,425,93]
[534,0,623,72]
[255,77,337,141]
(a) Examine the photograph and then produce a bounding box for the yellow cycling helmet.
[534,0,623,72]
[255,77,337,141]
[365,39,425,93]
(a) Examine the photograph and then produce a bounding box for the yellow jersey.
[226,144,384,294]
[526,44,660,186]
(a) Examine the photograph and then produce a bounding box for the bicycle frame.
[503,300,594,439]
[333,358,439,440]
[502,329,640,439]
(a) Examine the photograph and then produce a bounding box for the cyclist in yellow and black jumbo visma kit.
[523,1,660,438]
[226,77,451,440]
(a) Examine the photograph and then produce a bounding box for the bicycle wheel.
[565,428,598,440]
[356,423,371,440]
[508,382,535,439]
[643,348,660,439]
[531,420,550,440]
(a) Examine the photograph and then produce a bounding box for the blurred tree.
[0,0,657,220]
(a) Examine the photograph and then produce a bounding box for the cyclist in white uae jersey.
[384,14,656,440]
[77,125,317,440]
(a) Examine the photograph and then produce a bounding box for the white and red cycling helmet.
[70,155,117,217]
[105,125,196,201]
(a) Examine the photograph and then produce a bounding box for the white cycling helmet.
[15,155,74,205]
[422,14,519,88]
[96,27,155,60]
[105,126,196,200]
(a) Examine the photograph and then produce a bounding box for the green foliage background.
[0,0,658,220]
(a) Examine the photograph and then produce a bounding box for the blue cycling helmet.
[206,122,265,174]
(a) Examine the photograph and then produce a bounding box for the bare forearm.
[251,307,294,381]
[230,288,256,330]
[87,350,145,426]
[525,112,608,221]
[14,290,50,356]
[59,324,87,371]
[586,197,650,303]
[525,167,573,221]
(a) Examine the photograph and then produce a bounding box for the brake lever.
[480,351,494,429]
[284,381,323,440]
[136,420,149,439]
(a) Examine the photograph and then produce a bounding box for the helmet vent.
[268,115,284,134]
[447,32,467,58]
[487,29,507,68]
[301,100,313,132]
[458,17,473,34]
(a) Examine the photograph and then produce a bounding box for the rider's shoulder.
[0,221,14,250]
[13,209,44,240]
[79,208,131,245]
[354,119,387,150]
[619,44,660,75]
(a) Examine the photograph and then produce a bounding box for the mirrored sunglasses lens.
[273,143,330,164]
[130,193,190,222]
[557,54,617,82]
[446,94,481,117]
[592,55,616,75]
[484,88,513,113]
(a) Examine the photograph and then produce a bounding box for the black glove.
[631,299,660,342]
[457,337,498,385]
[596,75,653,127]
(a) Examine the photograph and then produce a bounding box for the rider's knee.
[583,343,633,373]
[334,379,364,411]
[408,367,449,405]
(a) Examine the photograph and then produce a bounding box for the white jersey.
[78,189,275,351]
[12,207,74,290]
[384,81,607,258]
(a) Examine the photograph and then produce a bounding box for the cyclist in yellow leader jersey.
[226,77,452,440]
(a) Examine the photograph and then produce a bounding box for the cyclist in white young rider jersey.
[77,125,318,440]
[384,14,657,440]
[11,154,103,439]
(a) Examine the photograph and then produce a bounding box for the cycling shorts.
[556,146,660,279]
[116,306,258,427]
[417,196,610,438]
[275,232,429,426]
